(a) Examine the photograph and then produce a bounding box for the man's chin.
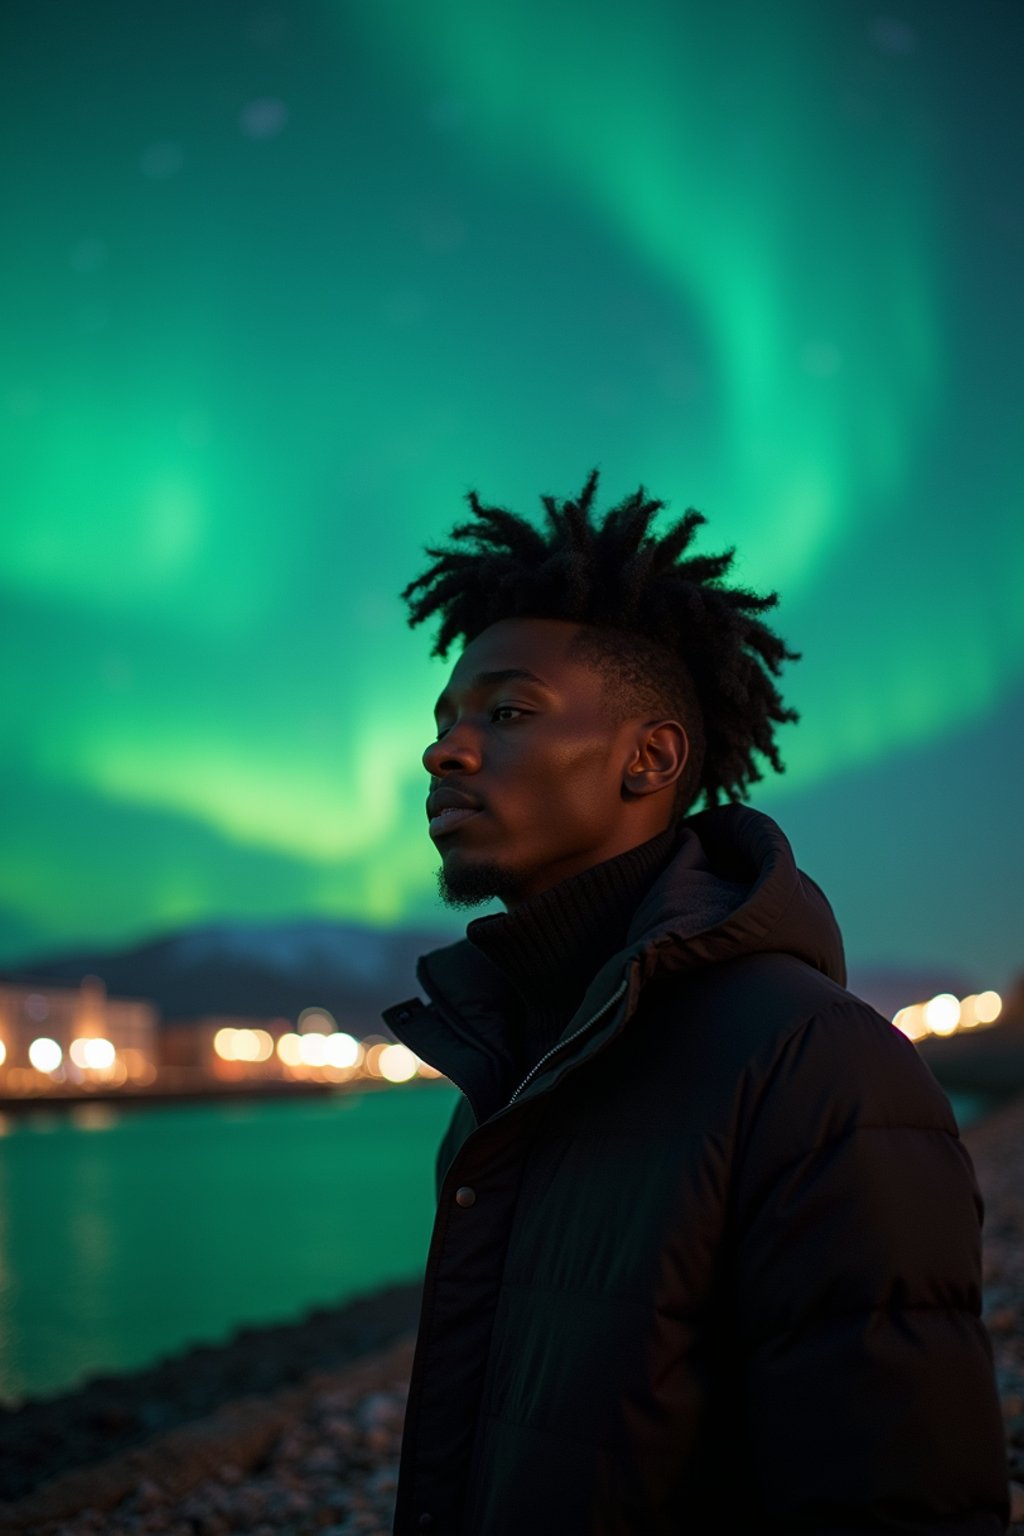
[436,857,524,910]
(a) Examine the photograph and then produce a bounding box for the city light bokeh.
[0,977,444,1099]
[893,990,1003,1043]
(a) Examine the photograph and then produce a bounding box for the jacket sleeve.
[731,998,1009,1533]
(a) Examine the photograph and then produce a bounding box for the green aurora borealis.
[1,1,1022,982]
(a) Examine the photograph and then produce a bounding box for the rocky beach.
[2,1095,1023,1536]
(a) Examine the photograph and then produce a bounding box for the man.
[384,473,1008,1534]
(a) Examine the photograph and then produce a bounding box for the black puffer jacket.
[385,807,1008,1534]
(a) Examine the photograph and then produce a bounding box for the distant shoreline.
[0,1076,445,1115]
[0,1069,1005,1121]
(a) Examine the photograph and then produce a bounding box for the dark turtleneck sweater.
[466,829,678,1080]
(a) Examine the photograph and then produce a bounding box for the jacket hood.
[627,803,846,988]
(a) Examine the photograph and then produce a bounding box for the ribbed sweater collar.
[466,830,677,1071]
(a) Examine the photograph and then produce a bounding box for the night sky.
[2,1,1021,987]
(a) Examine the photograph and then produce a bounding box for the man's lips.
[426,787,484,840]
[428,806,481,838]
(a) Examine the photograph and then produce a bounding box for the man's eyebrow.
[433,668,553,715]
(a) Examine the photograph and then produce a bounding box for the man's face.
[423,617,671,907]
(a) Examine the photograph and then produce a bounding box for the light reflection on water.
[0,1084,458,1404]
[67,1103,120,1133]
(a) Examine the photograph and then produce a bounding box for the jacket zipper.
[394,978,631,1523]
[507,978,629,1105]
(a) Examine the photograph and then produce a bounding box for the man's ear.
[622,720,689,798]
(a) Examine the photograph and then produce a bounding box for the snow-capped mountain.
[0,918,459,1033]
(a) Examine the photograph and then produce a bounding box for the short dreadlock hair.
[402,470,799,815]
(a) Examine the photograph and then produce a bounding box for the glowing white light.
[213,1027,238,1061]
[975,990,1002,1025]
[0,1040,6,1065]
[363,1043,386,1076]
[893,1005,928,1042]
[29,1038,63,1073]
[215,1028,274,1064]
[379,1044,418,1083]
[924,993,961,1037]
[325,1032,360,1069]
[276,1032,304,1067]
[89,1038,116,1069]
[233,1028,259,1062]
[69,1037,116,1070]
[299,1032,328,1067]
[957,995,979,1028]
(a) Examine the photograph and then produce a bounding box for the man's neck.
[466,829,678,1072]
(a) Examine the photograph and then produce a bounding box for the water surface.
[0,1085,458,1403]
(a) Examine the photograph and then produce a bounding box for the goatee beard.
[436,859,524,910]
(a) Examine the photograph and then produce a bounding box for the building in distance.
[0,976,158,1094]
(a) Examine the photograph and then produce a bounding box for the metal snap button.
[454,1185,476,1208]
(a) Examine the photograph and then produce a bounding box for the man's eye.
[492,705,525,722]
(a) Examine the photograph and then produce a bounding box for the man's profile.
[384,472,1008,1534]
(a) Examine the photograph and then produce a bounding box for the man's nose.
[422,723,482,776]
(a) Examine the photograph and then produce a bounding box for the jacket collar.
[384,806,845,1120]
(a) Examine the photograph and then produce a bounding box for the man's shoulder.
[642,949,860,1046]
[638,953,956,1136]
